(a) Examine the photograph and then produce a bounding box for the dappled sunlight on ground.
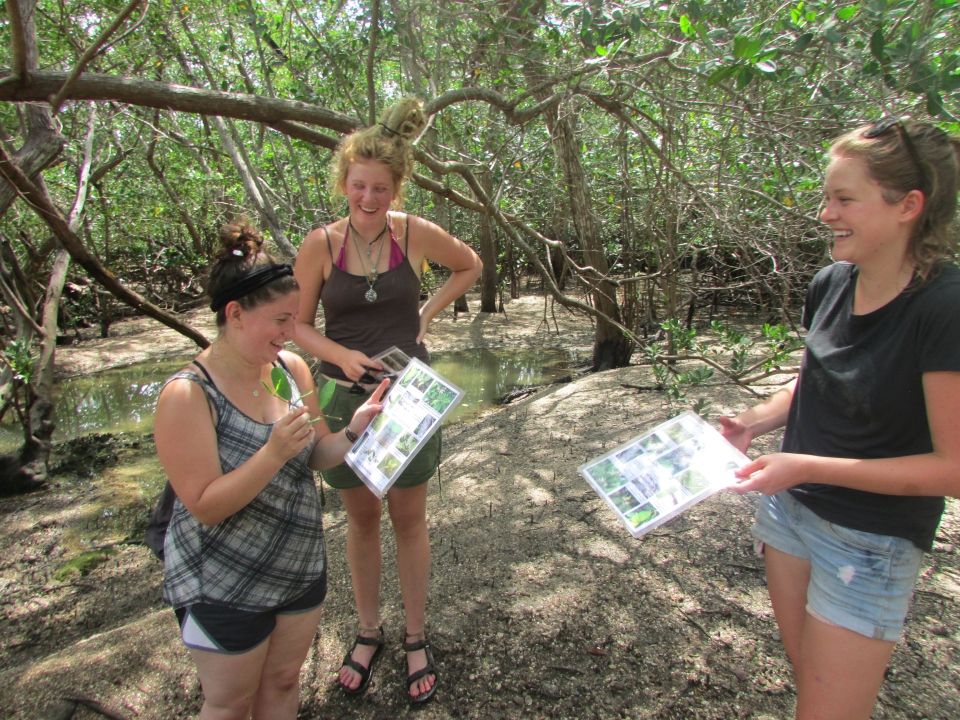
[1,293,955,718]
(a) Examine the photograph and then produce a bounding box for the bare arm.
[154,373,314,526]
[719,377,797,453]
[732,371,960,498]
[407,215,482,343]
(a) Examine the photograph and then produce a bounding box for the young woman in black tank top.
[293,97,481,704]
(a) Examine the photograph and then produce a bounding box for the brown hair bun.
[218,220,264,261]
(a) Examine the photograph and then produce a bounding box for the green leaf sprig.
[261,367,340,423]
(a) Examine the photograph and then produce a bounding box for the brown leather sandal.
[338,625,384,696]
[402,631,438,705]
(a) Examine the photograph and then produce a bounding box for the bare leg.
[794,614,894,720]
[387,483,435,699]
[190,640,270,720]
[764,546,811,667]
[764,547,895,720]
[337,487,383,691]
[252,606,324,719]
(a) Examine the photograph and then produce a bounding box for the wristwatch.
[344,427,359,443]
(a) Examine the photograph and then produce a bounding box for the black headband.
[210,263,294,312]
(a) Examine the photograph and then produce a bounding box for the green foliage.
[710,320,751,373]
[262,366,296,403]
[646,318,803,413]
[678,0,959,117]
[3,339,35,385]
[261,368,338,422]
[660,318,697,353]
[760,322,805,371]
[317,378,337,410]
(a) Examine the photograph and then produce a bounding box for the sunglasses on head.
[348,371,397,394]
[863,115,927,192]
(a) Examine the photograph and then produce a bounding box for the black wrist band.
[344,427,359,443]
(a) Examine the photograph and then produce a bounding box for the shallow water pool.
[0,348,575,453]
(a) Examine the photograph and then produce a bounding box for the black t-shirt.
[785,262,960,550]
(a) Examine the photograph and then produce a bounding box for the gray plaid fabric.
[162,367,325,612]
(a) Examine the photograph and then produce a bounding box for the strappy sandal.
[402,630,438,705]
[338,625,384,696]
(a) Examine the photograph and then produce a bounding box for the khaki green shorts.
[320,382,441,490]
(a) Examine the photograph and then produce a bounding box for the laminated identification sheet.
[345,357,462,498]
[579,411,749,537]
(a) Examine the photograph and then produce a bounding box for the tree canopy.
[1,0,958,484]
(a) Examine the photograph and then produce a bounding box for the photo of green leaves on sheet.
[578,411,749,538]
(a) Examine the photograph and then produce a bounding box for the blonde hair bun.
[379,97,426,142]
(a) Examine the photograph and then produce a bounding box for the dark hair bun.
[219,220,263,260]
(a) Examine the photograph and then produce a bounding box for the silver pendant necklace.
[350,220,388,302]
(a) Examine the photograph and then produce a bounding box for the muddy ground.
[1,292,957,719]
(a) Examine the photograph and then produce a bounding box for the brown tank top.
[318,219,429,381]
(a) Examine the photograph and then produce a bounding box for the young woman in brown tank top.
[293,97,481,704]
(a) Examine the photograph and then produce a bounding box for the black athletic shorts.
[174,570,327,654]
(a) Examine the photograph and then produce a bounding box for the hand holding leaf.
[262,367,340,423]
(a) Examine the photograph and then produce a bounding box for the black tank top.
[318,220,429,381]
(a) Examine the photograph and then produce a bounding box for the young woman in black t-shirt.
[721,119,960,720]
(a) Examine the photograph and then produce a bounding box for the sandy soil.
[1,292,958,719]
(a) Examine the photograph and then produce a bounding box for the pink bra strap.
[335,236,348,270]
[337,219,406,271]
[387,214,411,269]
[388,232,404,270]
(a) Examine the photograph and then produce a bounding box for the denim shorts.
[174,571,327,654]
[752,492,923,642]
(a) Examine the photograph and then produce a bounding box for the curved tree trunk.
[0,0,66,493]
[536,101,633,370]
[505,0,633,369]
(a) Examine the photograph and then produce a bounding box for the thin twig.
[50,0,147,115]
